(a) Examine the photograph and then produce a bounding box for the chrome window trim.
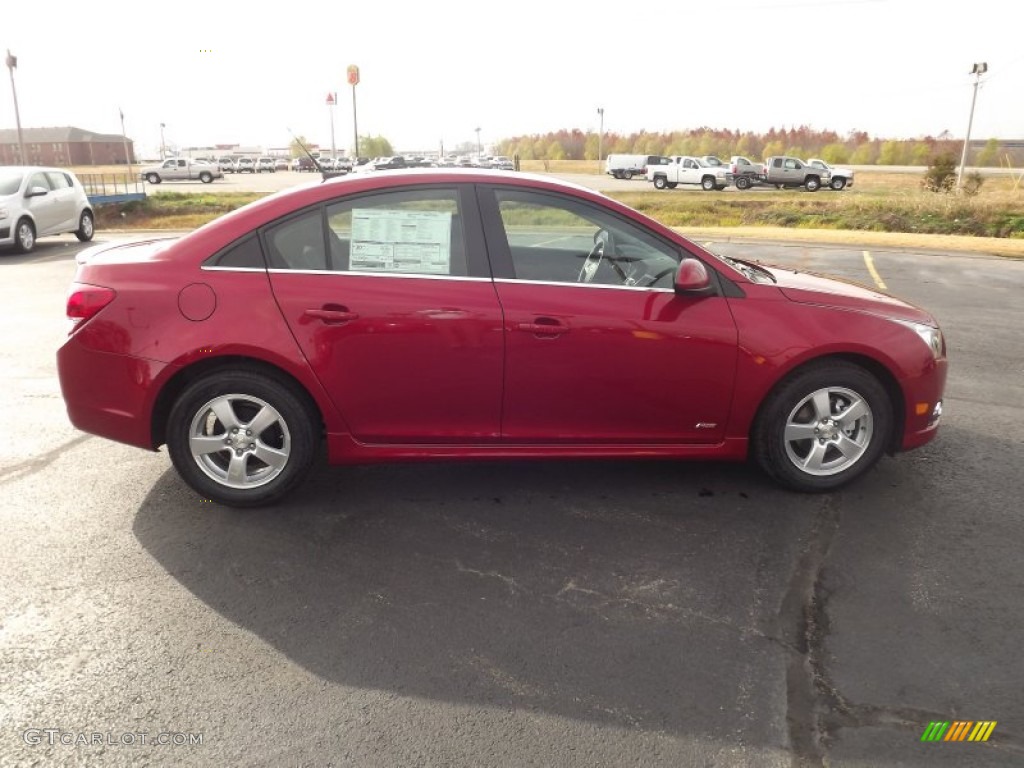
[493,278,675,293]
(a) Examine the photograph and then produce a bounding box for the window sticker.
[350,209,452,274]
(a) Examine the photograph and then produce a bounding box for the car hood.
[766,265,936,324]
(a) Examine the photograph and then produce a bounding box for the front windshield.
[0,174,25,196]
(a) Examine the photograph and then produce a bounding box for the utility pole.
[160,122,166,159]
[326,92,337,161]
[957,62,988,192]
[347,65,360,158]
[5,50,26,163]
[475,127,482,158]
[597,107,604,173]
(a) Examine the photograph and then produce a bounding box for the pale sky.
[3,0,1021,157]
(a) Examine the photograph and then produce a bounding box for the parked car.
[0,166,95,253]
[218,157,237,173]
[807,158,854,190]
[762,156,828,191]
[605,154,670,180]
[257,157,276,173]
[491,156,515,170]
[139,158,223,184]
[57,169,947,507]
[274,158,290,171]
[334,157,353,173]
[702,156,725,167]
[647,156,732,191]
[729,156,763,190]
[235,157,257,174]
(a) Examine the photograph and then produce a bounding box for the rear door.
[262,184,506,443]
[23,172,63,235]
[43,171,79,231]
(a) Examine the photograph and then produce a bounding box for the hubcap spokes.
[784,387,873,476]
[188,394,290,489]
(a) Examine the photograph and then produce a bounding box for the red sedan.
[57,170,947,507]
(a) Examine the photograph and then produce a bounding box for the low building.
[0,126,135,166]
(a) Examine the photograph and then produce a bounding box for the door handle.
[516,319,569,336]
[303,307,359,325]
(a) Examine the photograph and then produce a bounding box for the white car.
[0,166,95,253]
[807,159,854,190]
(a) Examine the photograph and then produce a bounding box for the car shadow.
[134,457,832,741]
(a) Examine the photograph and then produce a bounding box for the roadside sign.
[326,92,336,105]
[347,65,360,86]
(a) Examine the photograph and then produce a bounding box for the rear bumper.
[57,340,170,451]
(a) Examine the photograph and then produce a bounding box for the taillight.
[66,282,116,334]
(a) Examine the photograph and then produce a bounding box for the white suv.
[0,167,95,253]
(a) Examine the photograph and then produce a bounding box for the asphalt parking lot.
[2,234,1022,767]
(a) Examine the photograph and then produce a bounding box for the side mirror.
[674,259,715,296]
[25,186,48,198]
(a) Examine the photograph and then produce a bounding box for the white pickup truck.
[140,158,222,184]
[807,158,854,190]
[647,156,731,191]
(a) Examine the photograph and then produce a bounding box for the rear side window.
[212,235,265,268]
[324,188,467,277]
[45,172,71,189]
[264,210,326,270]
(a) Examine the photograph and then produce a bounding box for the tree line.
[494,127,1019,167]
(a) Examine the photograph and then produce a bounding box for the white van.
[605,154,668,180]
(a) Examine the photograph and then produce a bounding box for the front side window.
[27,173,50,191]
[493,189,679,289]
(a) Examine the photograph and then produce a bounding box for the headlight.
[0,207,8,220]
[894,319,944,358]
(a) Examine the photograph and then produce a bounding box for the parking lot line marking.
[863,250,888,290]
[530,235,576,248]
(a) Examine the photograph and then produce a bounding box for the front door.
[481,186,739,444]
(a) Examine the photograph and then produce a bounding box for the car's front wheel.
[166,370,319,507]
[752,361,892,492]
[701,176,716,191]
[830,177,847,190]
[75,210,95,242]
[146,173,161,184]
[653,176,667,190]
[199,171,213,183]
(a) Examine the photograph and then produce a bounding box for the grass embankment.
[93,169,1024,255]
[94,192,262,230]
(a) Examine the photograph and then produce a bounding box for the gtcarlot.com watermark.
[23,729,202,747]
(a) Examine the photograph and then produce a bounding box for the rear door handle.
[303,307,359,325]
[516,318,569,336]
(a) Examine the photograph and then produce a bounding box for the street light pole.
[957,62,988,192]
[160,122,166,159]
[5,50,26,163]
[597,107,604,173]
[475,127,482,158]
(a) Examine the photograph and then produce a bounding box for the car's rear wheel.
[830,177,847,190]
[146,173,161,184]
[14,218,35,253]
[735,176,752,190]
[752,361,892,492]
[167,370,318,507]
[75,210,95,242]
[199,171,213,183]
[623,170,633,180]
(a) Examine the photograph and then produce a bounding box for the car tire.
[653,176,667,190]
[701,176,716,191]
[166,370,319,507]
[14,217,35,253]
[199,172,213,183]
[146,173,161,184]
[752,361,892,492]
[830,177,847,190]
[735,176,752,190]
[667,182,678,189]
[805,176,821,192]
[75,210,95,242]
[623,171,633,180]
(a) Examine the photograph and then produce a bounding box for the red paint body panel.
[266,272,505,442]
[493,282,738,442]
